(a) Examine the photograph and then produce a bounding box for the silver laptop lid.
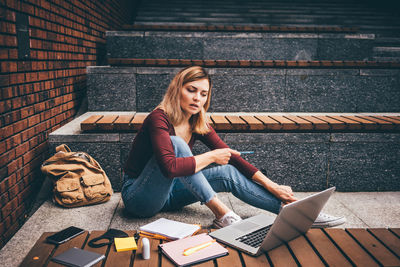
[260,186,335,252]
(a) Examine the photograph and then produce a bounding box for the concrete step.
[106,31,375,61]
[48,111,400,192]
[86,66,400,113]
[373,47,400,57]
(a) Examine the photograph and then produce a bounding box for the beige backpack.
[41,144,113,207]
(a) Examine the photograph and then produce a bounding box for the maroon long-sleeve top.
[124,109,258,179]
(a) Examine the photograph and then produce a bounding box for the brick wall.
[0,0,133,248]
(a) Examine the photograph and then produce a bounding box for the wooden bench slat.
[225,115,248,130]
[267,244,297,267]
[255,115,281,130]
[240,115,265,130]
[324,228,379,267]
[342,116,379,130]
[347,229,400,266]
[241,252,271,266]
[215,245,243,267]
[206,116,214,128]
[306,229,352,266]
[373,116,400,129]
[47,232,90,267]
[384,115,400,122]
[19,232,56,267]
[284,115,314,130]
[96,115,119,131]
[356,116,395,130]
[298,115,330,130]
[131,114,147,130]
[81,115,103,131]
[104,230,136,267]
[82,231,109,267]
[390,228,400,237]
[368,228,400,259]
[288,235,325,266]
[327,115,363,130]
[114,115,135,131]
[312,115,347,130]
[211,115,232,130]
[268,115,298,130]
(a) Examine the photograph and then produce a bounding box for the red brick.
[7,157,23,175]
[1,196,18,219]
[15,141,29,158]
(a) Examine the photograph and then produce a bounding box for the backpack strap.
[56,144,71,153]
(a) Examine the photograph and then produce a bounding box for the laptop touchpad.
[233,221,259,232]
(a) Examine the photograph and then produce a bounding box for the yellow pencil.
[183,239,216,256]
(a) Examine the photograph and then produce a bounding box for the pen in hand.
[239,151,254,155]
[183,239,216,256]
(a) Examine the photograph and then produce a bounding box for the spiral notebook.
[159,233,228,266]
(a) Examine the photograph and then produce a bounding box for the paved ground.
[0,191,399,266]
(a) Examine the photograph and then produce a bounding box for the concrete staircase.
[49,0,400,192]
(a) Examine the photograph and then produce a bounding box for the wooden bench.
[108,58,400,68]
[80,113,400,132]
[21,228,400,266]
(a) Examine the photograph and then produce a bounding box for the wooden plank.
[284,115,314,130]
[211,115,232,130]
[131,114,147,130]
[372,116,400,130]
[226,115,248,130]
[96,115,119,131]
[288,235,325,266]
[368,228,400,258]
[391,228,400,237]
[327,115,363,130]
[81,115,103,131]
[325,228,379,267]
[47,231,89,267]
[255,115,281,130]
[347,228,400,266]
[133,237,160,267]
[206,115,214,128]
[341,115,378,130]
[312,115,347,130]
[82,231,108,267]
[384,115,400,122]
[104,230,136,267]
[241,252,271,266]
[269,115,298,130]
[267,244,297,267]
[20,232,56,267]
[240,115,265,130]
[306,229,352,266]
[114,115,135,131]
[356,116,395,130]
[298,115,330,130]
[215,244,243,267]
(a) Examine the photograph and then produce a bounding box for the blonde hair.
[157,66,212,135]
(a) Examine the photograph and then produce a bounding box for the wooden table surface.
[21,228,400,267]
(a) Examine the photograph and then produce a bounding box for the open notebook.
[139,218,201,240]
[159,233,228,266]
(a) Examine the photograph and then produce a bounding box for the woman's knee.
[170,136,192,156]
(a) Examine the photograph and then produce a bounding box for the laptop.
[209,187,336,256]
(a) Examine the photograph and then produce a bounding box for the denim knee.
[170,136,192,157]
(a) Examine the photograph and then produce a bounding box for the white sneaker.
[312,212,346,228]
[213,211,242,229]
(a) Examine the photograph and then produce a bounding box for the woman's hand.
[268,184,297,205]
[252,171,297,204]
[211,148,240,165]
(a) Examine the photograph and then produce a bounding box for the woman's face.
[180,78,210,117]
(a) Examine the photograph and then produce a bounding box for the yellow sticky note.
[114,237,137,252]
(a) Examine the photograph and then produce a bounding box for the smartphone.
[46,226,85,245]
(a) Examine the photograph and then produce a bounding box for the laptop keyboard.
[235,225,272,248]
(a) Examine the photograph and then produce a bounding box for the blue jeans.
[121,136,281,218]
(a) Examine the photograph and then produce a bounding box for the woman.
[122,66,345,228]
